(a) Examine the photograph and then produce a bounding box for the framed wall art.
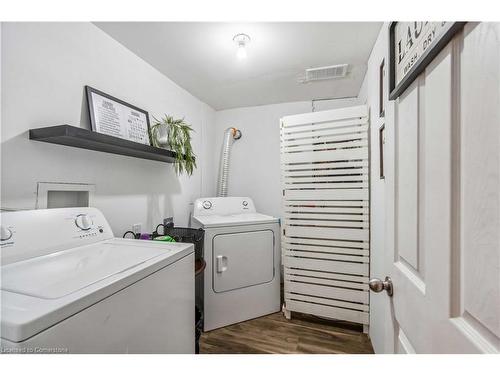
[379,58,385,117]
[379,124,385,180]
[388,22,466,100]
[86,86,151,145]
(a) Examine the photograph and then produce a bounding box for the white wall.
[357,23,394,354]
[1,22,216,235]
[213,97,360,218]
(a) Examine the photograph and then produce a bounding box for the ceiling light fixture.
[233,33,250,60]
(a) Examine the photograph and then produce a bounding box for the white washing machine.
[0,207,194,353]
[192,197,280,331]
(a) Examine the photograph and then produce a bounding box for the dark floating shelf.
[29,125,177,163]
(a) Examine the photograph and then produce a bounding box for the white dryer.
[0,207,194,353]
[192,197,280,331]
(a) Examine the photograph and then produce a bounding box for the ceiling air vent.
[299,64,349,83]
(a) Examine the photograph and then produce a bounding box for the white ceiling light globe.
[233,33,250,61]
[237,45,247,60]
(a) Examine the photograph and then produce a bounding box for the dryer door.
[213,230,274,293]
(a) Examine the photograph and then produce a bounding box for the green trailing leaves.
[150,115,197,176]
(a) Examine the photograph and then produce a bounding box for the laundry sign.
[388,22,466,100]
[85,86,152,145]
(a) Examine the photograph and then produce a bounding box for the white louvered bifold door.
[280,105,370,326]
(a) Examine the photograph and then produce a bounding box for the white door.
[373,23,500,353]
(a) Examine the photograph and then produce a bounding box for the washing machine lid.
[0,238,193,343]
[193,212,279,228]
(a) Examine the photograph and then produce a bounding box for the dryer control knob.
[202,200,212,209]
[242,200,248,207]
[75,214,92,231]
[1,226,13,241]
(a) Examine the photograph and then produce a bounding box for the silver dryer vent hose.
[216,127,242,197]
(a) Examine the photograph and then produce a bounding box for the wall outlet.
[132,223,142,234]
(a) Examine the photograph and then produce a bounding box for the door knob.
[369,276,393,296]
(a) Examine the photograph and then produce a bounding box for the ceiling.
[95,22,382,110]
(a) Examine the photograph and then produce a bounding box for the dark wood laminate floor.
[200,312,374,354]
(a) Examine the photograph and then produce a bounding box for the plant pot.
[153,123,169,148]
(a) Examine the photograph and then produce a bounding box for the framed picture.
[379,59,385,118]
[388,22,466,100]
[379,124,385,180]
[85,86,151,145]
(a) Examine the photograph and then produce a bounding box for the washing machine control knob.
[202,200,212,209]
[242,200,248,207]
[1,226,13,241]
[75,214,92,230]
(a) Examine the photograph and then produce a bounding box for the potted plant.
[150,115,197,176]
